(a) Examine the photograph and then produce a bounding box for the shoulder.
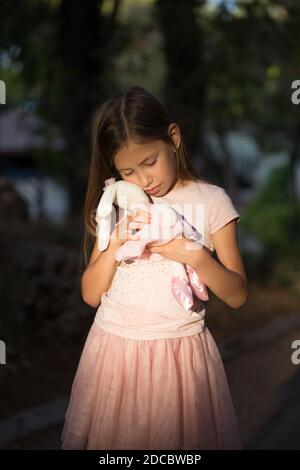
[193,179,225,198]
[191,180,232,212]
[181,179,240,228]
[193,180,241,249]
[202,183,240,235]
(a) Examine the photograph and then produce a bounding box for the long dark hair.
[82,85,208,268]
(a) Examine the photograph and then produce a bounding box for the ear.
[95,183,118,251]
[115,180,149,211]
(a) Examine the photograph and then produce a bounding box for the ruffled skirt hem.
[61,321,242,450]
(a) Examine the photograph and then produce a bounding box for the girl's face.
[113,125,181,197]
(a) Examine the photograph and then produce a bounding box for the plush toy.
[95,177,209,311]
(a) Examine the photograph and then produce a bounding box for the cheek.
[158,157,175,178]
[121,175,142,187]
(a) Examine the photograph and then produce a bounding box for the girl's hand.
[110,209,151,247]
[148,235,207,269]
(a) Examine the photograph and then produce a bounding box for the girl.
[61,85,247,450]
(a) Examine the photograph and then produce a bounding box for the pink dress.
[61,179,242,450]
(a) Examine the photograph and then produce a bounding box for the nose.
[139,172,153,189]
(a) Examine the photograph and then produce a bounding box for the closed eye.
[122,159,157,176]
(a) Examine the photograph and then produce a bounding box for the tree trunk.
[58,0,121,215]
[155,0,208,172]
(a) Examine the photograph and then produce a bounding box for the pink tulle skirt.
[60,321,242,450]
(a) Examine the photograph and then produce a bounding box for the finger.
[128,221,146,230]
[148,241,163,247]
[128,215,149,224]
[149,246,162,252]
[133,209,149,216]
[129,233,141,240]
[131,210,151,221]
[127,229,140,240]
[133,216,150,224]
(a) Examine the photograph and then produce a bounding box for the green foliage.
[241,164,300,259]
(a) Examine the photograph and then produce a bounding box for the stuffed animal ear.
[95,183,118,251]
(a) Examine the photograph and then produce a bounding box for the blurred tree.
[1,0,300,220]
[0,0,123,215]
[200,0,299,208]
[199,0,287,196]
[56,0,121,214]
[155,0,209,175]
[275,0,300,234]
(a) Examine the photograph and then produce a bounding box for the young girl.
[61,85,247,450]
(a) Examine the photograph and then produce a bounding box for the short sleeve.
[208,187,240,235]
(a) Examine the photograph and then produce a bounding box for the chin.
[152,188,164,197]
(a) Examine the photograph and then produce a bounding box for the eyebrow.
[118,152,157,171]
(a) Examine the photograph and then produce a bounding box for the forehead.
[114,140,163,168]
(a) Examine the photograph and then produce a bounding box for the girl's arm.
[192,220,247,309]
[81,208,151,308]
[81,238,121,308]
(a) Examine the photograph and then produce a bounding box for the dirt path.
[225,323,300,449]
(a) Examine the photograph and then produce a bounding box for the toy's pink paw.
[186,265,209,301]
[171,277,194,311]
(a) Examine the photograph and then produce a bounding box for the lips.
[146,185,160,194]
